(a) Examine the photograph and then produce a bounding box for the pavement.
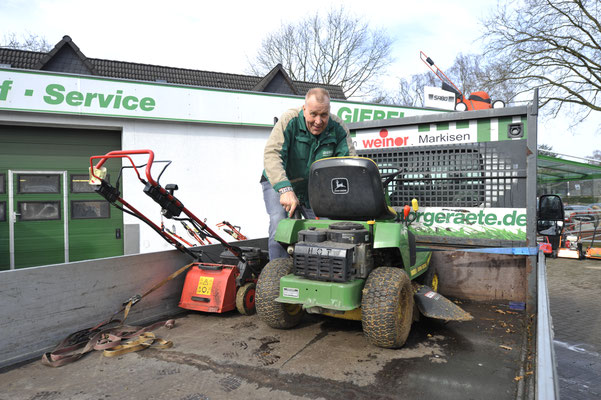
[0,300,528,400]
[0,256,597,399]
[546,256,601,400]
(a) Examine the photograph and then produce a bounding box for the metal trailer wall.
[348,105,538,303]
[0,238,267,369]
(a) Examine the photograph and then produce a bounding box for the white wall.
[0,110,273,254]
[121,119,271,252]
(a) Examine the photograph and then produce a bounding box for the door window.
[71,200,110,219]
[17,201,61,221]
[18,174,60,194]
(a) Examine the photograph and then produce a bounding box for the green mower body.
[255,157,471,348]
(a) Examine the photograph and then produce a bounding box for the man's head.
[303,88,330,136]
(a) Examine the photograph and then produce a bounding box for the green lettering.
[66,90,83,106]
[337,107,352,123]
[453,214,465,224]
[435,212,446,224]
[113,90,123,109]
[516,213,527,226]
[503,211,517,226]
[98,94,114,108]
[485,213,497,225]
[465,213,477,224]
[386,111,399,119]
[359,109,372,121]
[478,210,486,225]
[373,110,386,120]
[44,84,65,105]
[139,97,155,111]
[422,212,434,227]
[122,96,138,110]
[84,92,98,106]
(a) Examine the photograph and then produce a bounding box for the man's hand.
[279,190,300,217]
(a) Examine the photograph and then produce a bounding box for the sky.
[0,0,598,160]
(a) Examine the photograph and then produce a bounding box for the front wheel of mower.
[236,282,256,315]
[255,258,304,329]
[361,267,414,348]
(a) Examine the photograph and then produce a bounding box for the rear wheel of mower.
[236,282,256,315]
[255,258,304,329]
[361,267,414,348]
[418,266,439,292]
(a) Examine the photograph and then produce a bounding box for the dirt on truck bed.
[0,301,529,400]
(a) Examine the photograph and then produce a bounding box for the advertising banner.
[407,207,527,241]
[0,69,443,126]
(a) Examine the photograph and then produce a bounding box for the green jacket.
[263,106,356,206]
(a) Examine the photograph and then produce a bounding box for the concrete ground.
[0,300,528,400]
[547,256,601,400]
[2,255,596,400]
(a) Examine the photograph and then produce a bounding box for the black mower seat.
[308,157,397,221]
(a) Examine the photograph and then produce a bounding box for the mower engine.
[293,222,373,282]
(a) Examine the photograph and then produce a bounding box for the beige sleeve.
[263,107,301,188]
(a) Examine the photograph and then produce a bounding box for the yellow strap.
[102,332,172,358]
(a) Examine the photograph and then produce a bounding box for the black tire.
[361,267,414,348]
[235,282,256,315]
[255,258,304,329]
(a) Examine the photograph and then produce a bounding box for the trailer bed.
[0,301,530,400]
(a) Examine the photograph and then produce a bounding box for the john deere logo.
[331,178,349,194]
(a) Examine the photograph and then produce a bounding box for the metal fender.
[373,222,411,268]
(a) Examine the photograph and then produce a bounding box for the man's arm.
[264,108,300,191]
[264,108,301,216]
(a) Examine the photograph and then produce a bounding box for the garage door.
[0,125,123,269]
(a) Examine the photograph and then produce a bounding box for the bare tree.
[538,144,558,157]
[249,7,394,99]
[1,32,51,52]
[376,72,436,107]
[481,0,601,123]
[587,149,601,165]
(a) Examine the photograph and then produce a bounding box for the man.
[261,88,356,260]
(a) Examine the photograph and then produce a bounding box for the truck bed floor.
[0,301,528,400]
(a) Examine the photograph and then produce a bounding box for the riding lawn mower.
[255,156,472,348]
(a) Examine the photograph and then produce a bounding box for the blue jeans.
[261,180,289,260]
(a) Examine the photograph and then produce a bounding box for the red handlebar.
[90,149,157,186]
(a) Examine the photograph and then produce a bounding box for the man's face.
[303,95,330,136]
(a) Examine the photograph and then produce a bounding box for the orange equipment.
[217,221,248,241]
[89,149,267,315]
[585,213,601,260]
[420,51,505,111]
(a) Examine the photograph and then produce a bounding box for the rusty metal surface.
[430,251,528,302]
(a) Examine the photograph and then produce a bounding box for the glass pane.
[0,174,5,194]
[18,202,61,221]
[0,202,5,222]
[71,174,103,193]
[71,201,110,219]
[18,174,60,194]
